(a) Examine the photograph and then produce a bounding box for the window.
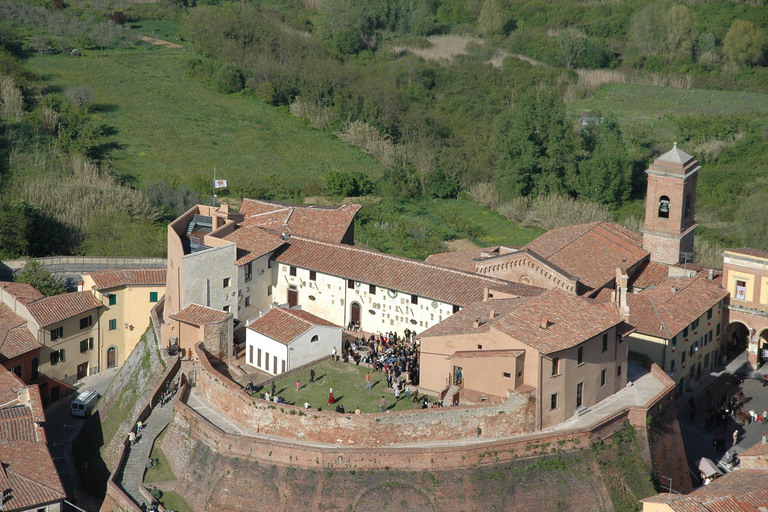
[670,360,676,372]
[707,308,712,320]
[601,369,606,386]
[290,266,297,277]
[717,323,721,336]
[50,351,60,365]
[80,338,94,353]
[577,347,584,365]
[503,372,511,379]
[245,296,251,307]
[50,326,64,341]
[692,319,699,330]
[735,280,747,301]
[109,294,116,306]
[671,335,677,348]
[684,194,691,218]
[10,365,20,377]
[658,195,670,218]
[550,393,558,411]
[365,284,375,294]
[453,305,460,314]
[348,279,355,289]
[683,327,688,338]
[602,333,608,352]
[245,262,252,281]
[223,305,230,313]
[552,357,560,376]
[576,382,583,407]
[477,344,483,350]
[257,348,262,367]
[267,286,273,296]
[109,319,117,331]
[690,342,698,356]
[681,351,686,363]
[80,316,92,329]
[617,365,622,377]
[31,358,39,381]
[311,335,319,343]
[411,294,418,305]
[150,291,158,303]
[223,277,231,288]
[309,270,317,281]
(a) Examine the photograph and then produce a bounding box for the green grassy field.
[143,427,175,484]
[567,83,768,142]
[26,46,385,190]
[158,491,194,512]
[252,359,420,414]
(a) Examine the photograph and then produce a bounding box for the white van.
[71,390,99,417]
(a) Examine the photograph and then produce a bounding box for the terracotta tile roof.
[0,406,38,442]
[85,268,166,290]
[25,291,102,329]
[626,275,728,339]
[0,304,40,362]
[0,367,25,407]
[724,248,768,260]
[424,247,510,273]
[419,298,531,337]
[629,260,670,289]
[248,307,340,345]
[0,282,44,305]
[641,469,768,511]
[170,303,231,326]
[449,349,524,359]
[524,222,648,291]
[591,287,615,303]
[223,224,286,266]
[493,289,623,354]
[239,199,361,243]
[0,440,65,510]
[275,237,544,307]
[740,441,768,458]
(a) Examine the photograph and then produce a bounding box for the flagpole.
[213,165,216,206]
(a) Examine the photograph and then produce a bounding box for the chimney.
[473,319,480,329]
[671,286,678,293]
[540,318,549,329]
[77,281,83,292]
[616,268,630,319]
[708,268,714,280]
[490,309,496,319]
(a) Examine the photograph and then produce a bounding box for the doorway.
[107,347,117,368]
[77,362,88,380]
[351,302,361,326]
[452,366,463,386]
[576,382,583,408]
[288,289,298,308]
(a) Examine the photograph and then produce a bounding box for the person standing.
[733,429,739,446]
[328,388,335,404]
[365,372,371,389]
[394,385,400,400]
[310,367,316,383]
[380,396,386,412]
[332,346,338,362]
[405,383,410,399]
[129,431,136,446]
[296,380,301,391]
[271,381,276,395]
[137,420,143,434]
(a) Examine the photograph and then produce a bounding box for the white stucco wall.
[274,263,458,335]
[287,325,342,369]
[245,330,288,375]
[236,254,275,321]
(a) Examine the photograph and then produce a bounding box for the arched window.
[684,194,691,218]
[31,357,39,381]
[658,196,670,218]
[311,335,319,343]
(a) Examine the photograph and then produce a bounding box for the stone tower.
[642,143,700,265]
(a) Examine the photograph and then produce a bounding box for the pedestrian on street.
[271,381,276,395]
[763,432,767,445]
[310,367,316,383]
[129,431,136,445]
[394,386,400,400]
[137,420,143,434]
[365,372,371,389]
[380,396,386,412]
[733,429,739,446]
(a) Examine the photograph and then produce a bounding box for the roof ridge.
[6,463,65,496]
[277,307,313,327]
[648,298,670,338]
[289,236,521,288]
[541,222,601,259]
[247,207,291,219]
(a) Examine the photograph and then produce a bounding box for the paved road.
[43,367,120,510]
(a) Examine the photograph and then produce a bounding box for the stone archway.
[757,328,768,364]
[725,321,750,362]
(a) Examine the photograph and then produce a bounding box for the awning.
[698,457,721,478]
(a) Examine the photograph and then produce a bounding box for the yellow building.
[82,269,166,369]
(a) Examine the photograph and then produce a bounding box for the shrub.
[214,62,244,94]
[466,182,499,209]
[498,195,613,231]
[0,75,23,121]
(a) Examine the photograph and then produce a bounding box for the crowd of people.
[345,329,420,387]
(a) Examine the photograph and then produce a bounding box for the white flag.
[214,179,227,189]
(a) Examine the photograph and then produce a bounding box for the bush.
[498,195,613,231]
[214,62,244,94]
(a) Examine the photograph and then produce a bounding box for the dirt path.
[137,35,184,49]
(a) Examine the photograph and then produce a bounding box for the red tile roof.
[0,304,40,362]
[419,298,531,337]
[628,260,670,289]
[626,275,728,339]
[450,349,524,359]
[494,289,623,354]
[223,224,286,266]
[275,237,543,307]
[424,247,509,273]
[248,307,340,345]
[0,367,25,407]
[170,304,231,326]
[0,282,44,305]
[0,406,39,442]
[524,222,648,291]
[641,469,768,511]
[85,268,166,290]
[26,291,102,328]
[239,199,361,243]
[724,248,768,260]
[0,441,65,510]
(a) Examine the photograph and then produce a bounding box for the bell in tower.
[642,144,700,264]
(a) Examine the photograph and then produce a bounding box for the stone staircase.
[442,385,461,406]
[118,388,179,509]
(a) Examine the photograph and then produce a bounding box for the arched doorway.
[30,357,39,381]
[107,346,117,368]
[758,328,768,364]
[350,302,361,329]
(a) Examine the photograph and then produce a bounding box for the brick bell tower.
[642,143,700,265]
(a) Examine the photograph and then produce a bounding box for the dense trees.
[724,20,767,66]
[15,260,67,296]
